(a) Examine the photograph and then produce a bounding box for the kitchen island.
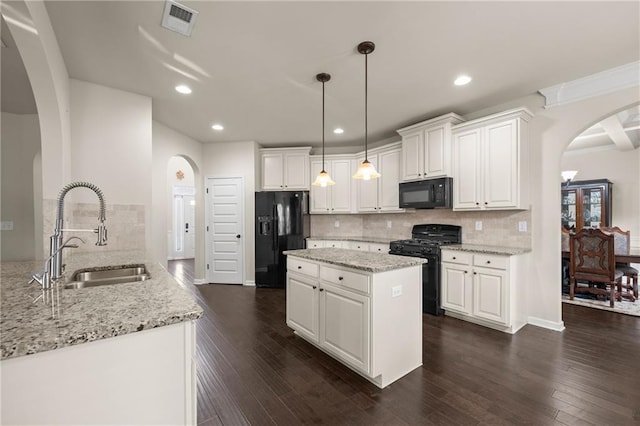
[284,248,425,388]
[1,250,202,425]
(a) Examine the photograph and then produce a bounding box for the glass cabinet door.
[561,189,577,231]
[582,187,603,229]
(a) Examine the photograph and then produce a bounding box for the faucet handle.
[95,224,108,246]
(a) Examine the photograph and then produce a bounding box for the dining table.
[561,247,640,263]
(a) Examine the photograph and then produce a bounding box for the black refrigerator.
[255,191,310,288]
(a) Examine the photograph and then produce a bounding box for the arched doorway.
[167,155,197,261]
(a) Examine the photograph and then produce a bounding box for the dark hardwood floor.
[168,259,640,426]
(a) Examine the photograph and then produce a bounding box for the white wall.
[561,148,640,246]
[69,79,152,251]
[167,156,195,188]
[152,121,204,276]
[0,113,41,261]
[203,141,257,284]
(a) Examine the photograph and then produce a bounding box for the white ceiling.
[2,1,640,149]
[567,105,640,153]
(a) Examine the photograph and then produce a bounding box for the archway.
[167,155,197,261]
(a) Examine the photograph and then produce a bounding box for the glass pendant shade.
[312,169,335,187]
[313,73,335,187]
[353,159,380,180]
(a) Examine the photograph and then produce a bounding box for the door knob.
[236,234,241,239]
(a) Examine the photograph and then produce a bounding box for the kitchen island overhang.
[284,248,426,388]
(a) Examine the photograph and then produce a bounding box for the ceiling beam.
[600,115,636,151]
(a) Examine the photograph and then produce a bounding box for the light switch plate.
[518,221,528,232]
[0,221,14,231]
[334,220,340,228]
[475,221,482,231]
[392,285,402,297]
[387,220,392,229]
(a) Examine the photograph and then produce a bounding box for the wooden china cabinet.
[561,179,612,232]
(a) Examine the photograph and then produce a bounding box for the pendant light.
[353,41,381,180]
[312,73,335,187]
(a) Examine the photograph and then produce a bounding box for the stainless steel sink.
[64,265,150,289]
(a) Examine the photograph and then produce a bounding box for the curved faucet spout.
[48,182,108,284]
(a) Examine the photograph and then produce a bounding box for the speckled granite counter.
[308,236,393,244]
[284,248,425,272]
[1,250,202,360]
[443,244,531,256]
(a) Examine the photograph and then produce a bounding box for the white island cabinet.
[285,248,424,388]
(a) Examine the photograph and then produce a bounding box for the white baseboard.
[193,279,207,285]
[527,316,565,332]
[244,280,256,287]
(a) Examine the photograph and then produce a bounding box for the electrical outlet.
[518,221,528,232]
[387,220,392,229]
[392,285,402,298]
[475,221,482,231]
[334,220,340,228]
[0,221,14,231]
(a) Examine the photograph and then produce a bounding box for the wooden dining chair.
[569,228,623,307]
[600,226,638,301]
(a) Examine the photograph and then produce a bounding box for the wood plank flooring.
[168,259,640,426]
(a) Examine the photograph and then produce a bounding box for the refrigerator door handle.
[272,205,278,251]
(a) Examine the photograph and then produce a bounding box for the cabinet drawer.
[320,266,370,294]
[473,254,507,270]
[288,258,319,278]
[368,243,389,253]
[324,240,344,249]
[441,251,471,265]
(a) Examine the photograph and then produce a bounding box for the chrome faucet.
[44,182,108,288]
[29,236,86,292]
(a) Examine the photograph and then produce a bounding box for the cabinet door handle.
[486,260,491,264]
[312,285,317,289]
[452,256,456,260]
[484,202,488,205]
[473,272,477,275]
[319,288,324,292]
[418,173,422,176]
[338,276,344,281]
[464,270,468,274]
[297,266,302,269]
[475,202,479,206]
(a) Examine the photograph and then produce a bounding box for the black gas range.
[389,224,461,316]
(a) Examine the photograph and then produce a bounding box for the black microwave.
[398,177,453,209]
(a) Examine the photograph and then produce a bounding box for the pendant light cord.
[322,79,326,170]
[364,51,368,161]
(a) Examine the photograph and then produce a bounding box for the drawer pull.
[338,276,344,281]
[319,288,324,292]
[473,272,477,275]
[297,266,302,269]
[312,285,317,290]
[464,270,468,274]
[452,256,456,260]
[486,260,491,264]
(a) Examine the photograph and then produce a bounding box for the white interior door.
[206,177,244,284]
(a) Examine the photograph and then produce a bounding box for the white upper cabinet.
[397,113,464,181]
[260,147,311,191]
[451,108,533,210]
[355,144,404,213]
[309,156,353,214]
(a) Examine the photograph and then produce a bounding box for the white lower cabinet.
[286,256,422,388]
[441,249,528,334]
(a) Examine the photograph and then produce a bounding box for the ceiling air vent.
[161,0,198,37]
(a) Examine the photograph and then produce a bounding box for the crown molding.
[538,61,640,109]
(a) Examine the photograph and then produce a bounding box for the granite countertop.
[284,248,426,272]
[307,236,393,244]
[1,250,203,361]
[442,244,531,256]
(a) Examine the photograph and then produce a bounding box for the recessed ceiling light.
[333,128,344,134]
[211,124,224,131]
[175,85,192,94]
[454,75,472,86]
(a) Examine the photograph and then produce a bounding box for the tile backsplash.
[311,209,532,248]
[43,200,145,258]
